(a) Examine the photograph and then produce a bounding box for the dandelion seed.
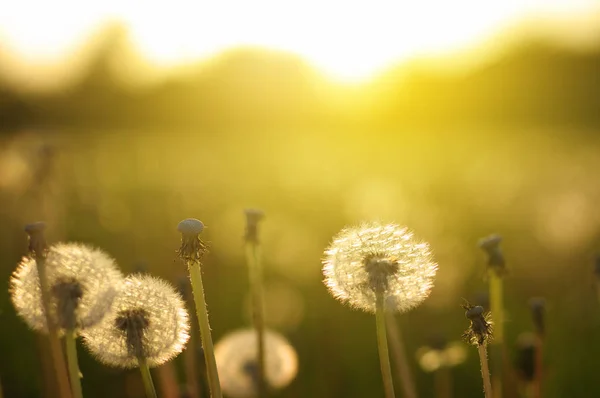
[10,242,123,333]
[461,301,493,398]
[82,274,190,368]
[322,222,437,313]
[214,328,298,398]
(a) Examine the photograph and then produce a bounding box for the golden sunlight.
[0,0,598,83]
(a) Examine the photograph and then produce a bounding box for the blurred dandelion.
[323,222,437,398]
[461,301,493,398]
[478,234,506,398]
[82,274,189,398]
[243,208,268,396]
[11,242,123,333]
[214,328,298,398]
[416,336,467,398]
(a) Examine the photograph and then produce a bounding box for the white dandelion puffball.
[215,328,298,398]
[10,242,123,332]
[322,222,437,313]
[82,274,190,368]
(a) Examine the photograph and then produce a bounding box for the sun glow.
[0,0,598,84]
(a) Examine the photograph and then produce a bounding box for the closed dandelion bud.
[515,333,536,382]
[215,328,298,398]
[10,242,123,332]
[478,234,506,274]
[322,222,437,313]
[244,208,265,243]
[177,218,208,263]
[529,297,545,336]
[82,274,190,368]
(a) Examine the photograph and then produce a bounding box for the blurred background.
[1,1,600,397]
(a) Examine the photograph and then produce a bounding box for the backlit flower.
[10,242,123,332]
[322,222,437,313]
[82,274,190,368]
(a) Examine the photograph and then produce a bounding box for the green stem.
[477,345,493,398]
[64,329,83,398]
[489,273,504,398]
[138,358,157,398]
[36,254,73,398]
[375,291,396,398]
[386,312,417,398]
[188,261,223,398]
[246,241,267,397]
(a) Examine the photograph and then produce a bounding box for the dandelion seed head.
[215,328,298,398]
[82,274,190,368]
[322,222,437,313]
[10,242,123,332]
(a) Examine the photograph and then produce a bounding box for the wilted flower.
[244,208,265,243]
[215,328,298,398]
[82,274,190,368]
[461,302,493,346]
[10,242,123,332]
[322,222,437,313]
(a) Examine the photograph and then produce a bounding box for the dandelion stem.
[138,358,158,398]
[533,334,543,398]
[488,273,504,398]
[434,368,452,398]
[188,260,222,398]
[64,329,83,398]
[35,253,73,398]
[376,291,396,398]
[477,344,493,398]
[385,312,417,398]
[245,240,267,397]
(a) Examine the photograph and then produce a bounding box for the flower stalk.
[376,291,396,398]
[244,209,267,397]
[177,219,222,398]
[25,223,73,398]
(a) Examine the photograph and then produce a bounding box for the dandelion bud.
[215,328,298,398]
[82,274,190,368]
[461,302,493,346]
[10,242,123,332]
[244,209,265,243]
[529,297,545,336]
[515,333,536,382]
[322,222,437,313]
[24,222,47,254]
[478,234,506,274]
[177,218,208,263]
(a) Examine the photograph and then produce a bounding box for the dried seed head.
[82,274,190,368]
[215,328,298,398]
[478,234,506,274]
[177,218,208,263]
[322,222,437,313]
[244,209,265,243]
[10,242,123,333]
[461,301,493,346]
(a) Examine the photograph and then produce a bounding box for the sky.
[0,0,599,85]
